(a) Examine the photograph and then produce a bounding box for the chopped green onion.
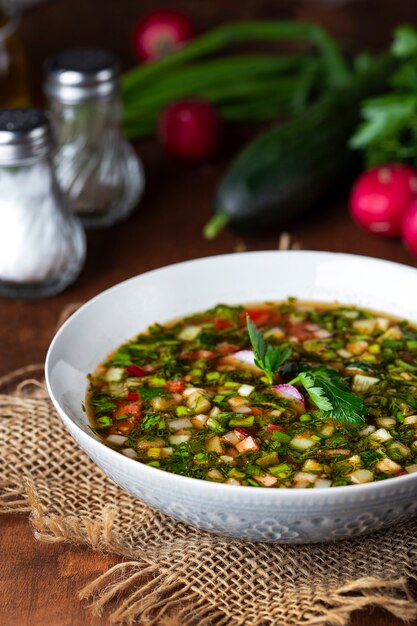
[206,417,225,433]
[97,416,112,427]
[229,415,255,427]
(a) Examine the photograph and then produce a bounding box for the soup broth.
[87,300,417,488]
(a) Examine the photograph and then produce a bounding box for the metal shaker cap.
[0,108,52,163]
[44,48,119,102]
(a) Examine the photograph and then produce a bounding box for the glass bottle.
[0,0,30,107]
[44,48,145,228]
[0,108,86,298]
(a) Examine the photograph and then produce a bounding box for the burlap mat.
[1,368,417,625]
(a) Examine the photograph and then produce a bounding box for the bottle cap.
[0,108,51,162]
[44,48,119,102]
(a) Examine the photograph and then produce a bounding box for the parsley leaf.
[89,394,117,416]
[136,387,167,400]
[246,315,291,384]
[294,372,333,411]
[142,413,165,430]
[291,366,367,426]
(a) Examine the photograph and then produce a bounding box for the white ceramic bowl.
[46,251,417,543]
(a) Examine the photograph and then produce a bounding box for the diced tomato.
[166,379,185,393]
[266,423,286,433]
[396,471,408,477]
[251,407,263,416]
[217,342,240,355]
[126,365,147,377]
[244,310,271,326]
[181,349,216,360]
[115,400,141,418]
[127,393,139,401]
[112,399,142,434]
[214,318,232,330]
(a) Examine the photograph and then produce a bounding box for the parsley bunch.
[350,25,417,166]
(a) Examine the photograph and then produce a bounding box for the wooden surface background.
[1,0,417,624]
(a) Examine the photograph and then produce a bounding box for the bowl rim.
[45,249,417,499]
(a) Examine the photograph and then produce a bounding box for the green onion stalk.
[121,20,351,139]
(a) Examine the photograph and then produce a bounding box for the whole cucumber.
[204,56,395,238]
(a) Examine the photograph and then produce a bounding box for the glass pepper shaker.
[0,108,86,298]
[44,48,145,228]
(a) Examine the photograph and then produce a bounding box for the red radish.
[158,99,221,161]
[402,200,417,256]
[234,428,251,439]
[271,384,306,414]
[125,365,147,377]
[349,164,417,237]
[133,9,194,61]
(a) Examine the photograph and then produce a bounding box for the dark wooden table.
[1,0,417,624]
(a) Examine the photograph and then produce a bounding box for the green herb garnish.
[142,413,164,430]
[89,394,117,416]
[291,372,333,411]
[246,315,291,384]
[136,387,167,400]
[291,366,367,426]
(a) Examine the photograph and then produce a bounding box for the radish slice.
[220,350,263,374]
[230,350,256,364]
[271,384,306,413]
[106,434,128,445]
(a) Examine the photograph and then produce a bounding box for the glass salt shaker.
[44,48,145,228]
[0,108,86,298]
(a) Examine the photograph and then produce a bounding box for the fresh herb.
[196,332,220,348]
[106,349,132,367]
[136,387,167,400]
[142,413,164,430]
[246,315,291,384]
[89,394,117,416]
[291,366,367,426]
[350,25,417,166]
[292,372,333,411]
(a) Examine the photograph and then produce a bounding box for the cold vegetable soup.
[87,300,417,488]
